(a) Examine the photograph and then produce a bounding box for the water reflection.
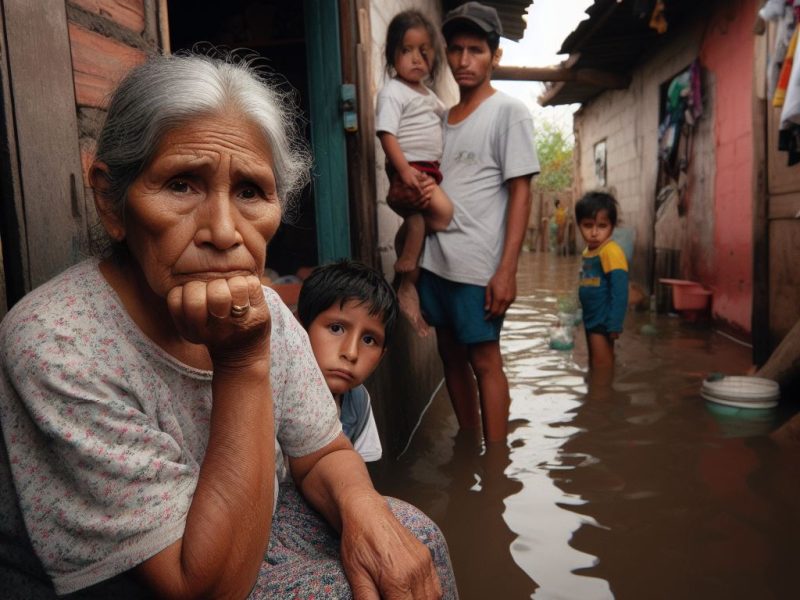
[373,415,537,597]
[556,397,800,599]
[373,253,800,600]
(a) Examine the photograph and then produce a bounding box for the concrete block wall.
[574,20,708,289]
[65,0,160,192]
[575,2,757,335]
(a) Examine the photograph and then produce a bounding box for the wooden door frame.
[0,0,87,313]
[0,5,25,317]
[752,25,769,364]
[304,0,352,263]
[338,0,378,268]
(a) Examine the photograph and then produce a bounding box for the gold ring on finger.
[230,304,250,318]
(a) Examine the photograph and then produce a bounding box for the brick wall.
[65,0,160,191]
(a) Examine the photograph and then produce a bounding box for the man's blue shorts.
[418,269,504,345]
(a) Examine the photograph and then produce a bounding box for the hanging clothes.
[779,6,800,166]
[774,26,798,107]
[781,29,800,126]
[657,60,703,214]
[760,0,788,21]
[766,6,796,101]
[778,126,800,165]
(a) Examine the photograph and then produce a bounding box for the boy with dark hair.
[297,260,398,462]
[575,191,629,369]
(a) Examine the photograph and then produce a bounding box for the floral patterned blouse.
[0,259,341,595]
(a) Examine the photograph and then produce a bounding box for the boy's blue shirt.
[340,384,371,443]
[578,239,629,333]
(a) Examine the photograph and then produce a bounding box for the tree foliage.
[534,120,574,192]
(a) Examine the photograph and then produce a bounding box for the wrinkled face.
[394,26,433,85]
[445,32,499,90]
[115,115,281,297]
[307,300,387,400]
[578,209,614,251]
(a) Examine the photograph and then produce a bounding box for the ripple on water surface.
[373,253,800,600]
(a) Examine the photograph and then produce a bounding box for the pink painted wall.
[698,0,756,335]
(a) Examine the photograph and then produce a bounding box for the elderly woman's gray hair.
[94,52,311,214]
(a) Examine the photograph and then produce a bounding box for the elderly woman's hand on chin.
[166,275,271,365]
[0,52,454,600]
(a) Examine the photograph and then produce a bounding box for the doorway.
[167,0,319,279]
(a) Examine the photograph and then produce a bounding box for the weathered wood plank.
[70,0,146,33]
[0,235,7,318]
[765,21,800,354]
[493,65,631,89]
[768,219,800,345]
[751,29,769,364]
[157,0,170,54]
[338,0,378,268]
[0,4,29,307]
[3,0,88,290]
[767,191,800,220]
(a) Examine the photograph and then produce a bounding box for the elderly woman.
[0,54,455,598]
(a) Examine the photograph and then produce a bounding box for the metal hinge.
[341,83,357,133]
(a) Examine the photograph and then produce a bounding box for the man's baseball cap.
[442,2,504,37]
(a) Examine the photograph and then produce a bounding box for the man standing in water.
[390,2,539,443]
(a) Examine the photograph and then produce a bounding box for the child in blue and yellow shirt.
[575,191,629,369]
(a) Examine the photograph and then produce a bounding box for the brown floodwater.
[372,252,800,600]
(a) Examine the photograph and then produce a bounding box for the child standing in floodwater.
[575,191,629,369]
[376,9,453,336]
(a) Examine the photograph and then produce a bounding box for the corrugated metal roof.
[442,0,532,41]
[542,0,703,106]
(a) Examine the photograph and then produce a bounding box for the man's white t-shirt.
[421,91,540,286]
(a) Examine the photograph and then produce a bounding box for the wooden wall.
[0,0,161,315]
[365,0,452,462]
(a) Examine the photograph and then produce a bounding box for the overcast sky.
[501,0,593,66]
[494,0,594,133]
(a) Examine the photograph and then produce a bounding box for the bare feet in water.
[397,278,431,337]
